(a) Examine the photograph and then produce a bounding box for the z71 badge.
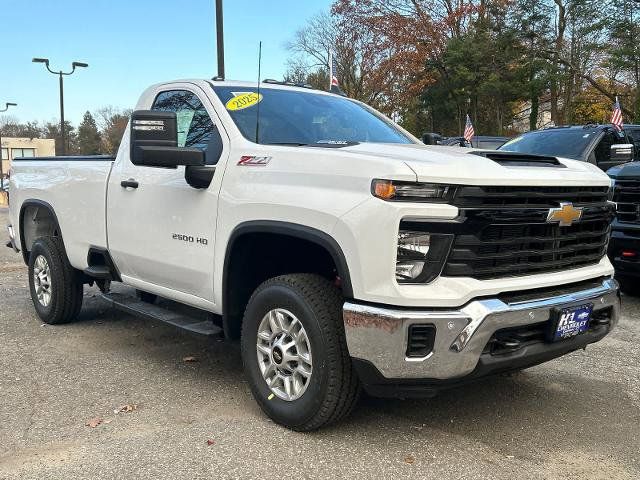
[238,155,271,166]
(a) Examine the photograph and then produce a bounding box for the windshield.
[212,86,414,145]
[498,129,597,159]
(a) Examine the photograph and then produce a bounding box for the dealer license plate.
[551,304,593,341]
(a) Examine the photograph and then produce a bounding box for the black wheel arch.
[222,220,353,339]
[19,199,64,264]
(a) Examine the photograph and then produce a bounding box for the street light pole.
[32,58,88,155]
[0,102,18,191]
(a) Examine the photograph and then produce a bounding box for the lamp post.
[32,58,88,155]
[0,102,17,190]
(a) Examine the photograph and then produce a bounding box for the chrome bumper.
[6,225,19,252]
[343,278,620,380]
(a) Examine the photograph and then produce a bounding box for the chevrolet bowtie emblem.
[547,202,583,227]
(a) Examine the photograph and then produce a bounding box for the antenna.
[255,41,262,144]
[215,0,225,79]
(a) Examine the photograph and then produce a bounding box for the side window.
[594,132,615,166]
[151,90,222,164]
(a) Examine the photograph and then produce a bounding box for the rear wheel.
[241,274,360,431]
[28,237,83,324]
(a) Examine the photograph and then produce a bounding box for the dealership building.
[1,137,55,177]
[1,137,55,205]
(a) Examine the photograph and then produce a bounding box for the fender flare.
[222,220,354,317]
[18,199,63,264]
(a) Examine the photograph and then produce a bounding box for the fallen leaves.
[85,417,103,428]
[206,439,215,446]
[183,356,199,363]
[404,455,415,464]
[114,404,138,414]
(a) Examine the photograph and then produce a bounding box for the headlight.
[396,230,453,283]
[372,179,455,202]
[608,178,616,201]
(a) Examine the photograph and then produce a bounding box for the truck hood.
[607,161,640,179]
[342,143,611,186]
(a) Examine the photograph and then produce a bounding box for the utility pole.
[0,102,18,191]
[32,58,88,155]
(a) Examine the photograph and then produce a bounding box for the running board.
[100,292,223,337]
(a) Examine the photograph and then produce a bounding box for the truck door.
[107,86,226,303]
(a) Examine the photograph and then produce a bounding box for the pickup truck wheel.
[241,274,360,431]
[28,237,84,324]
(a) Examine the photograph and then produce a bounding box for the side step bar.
[100,292,223,337]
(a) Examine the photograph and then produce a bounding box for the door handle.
[120,179,139,189]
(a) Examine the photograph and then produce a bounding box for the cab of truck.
[498,125,635,171]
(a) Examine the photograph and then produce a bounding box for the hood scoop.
[470,151,565,168]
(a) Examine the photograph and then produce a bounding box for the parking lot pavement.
[0,206,639,480]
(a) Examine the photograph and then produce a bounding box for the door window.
[151,90,222,164]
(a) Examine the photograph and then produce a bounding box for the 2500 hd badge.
[172,233,208,245]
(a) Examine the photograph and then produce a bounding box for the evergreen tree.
[77,111,101,155]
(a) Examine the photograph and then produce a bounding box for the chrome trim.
[6,225,19,252]
[343,278,619,380]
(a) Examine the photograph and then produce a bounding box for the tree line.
[0,107,131,156]
[285,0,640,137]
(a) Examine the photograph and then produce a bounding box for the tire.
[241,274,360,431]
[136,290,158,304]
[28,237,84,324]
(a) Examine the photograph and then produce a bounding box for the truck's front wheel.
[241,274,360,431]
[28,237,84,324]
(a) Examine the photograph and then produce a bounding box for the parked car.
[440,135,510,149]
[6,79,620,430]
[422,134,510,149]
[607,161,640,293]
[498,125,635,171]
[623,124,640,159]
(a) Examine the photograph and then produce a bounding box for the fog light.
[396,231,453,283]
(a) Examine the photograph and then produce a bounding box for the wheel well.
[223,226,351,340]
[19,201,62,264]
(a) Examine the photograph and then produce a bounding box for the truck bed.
[9,155,115,269]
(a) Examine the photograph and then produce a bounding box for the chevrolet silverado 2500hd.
[6,79,620,430]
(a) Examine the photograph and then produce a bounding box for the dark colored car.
[607,161,640,294]
[498,125,635,171]
[438,135,510,149]
[623,124,640,159]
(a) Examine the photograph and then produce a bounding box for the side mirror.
[610,143,634,165]
[130,110,205,168]
[422,133,442,145]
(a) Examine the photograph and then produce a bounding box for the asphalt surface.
[0,207,639,479]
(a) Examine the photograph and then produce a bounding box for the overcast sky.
[0,0,332,125]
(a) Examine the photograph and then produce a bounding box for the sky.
[0,0,332,126]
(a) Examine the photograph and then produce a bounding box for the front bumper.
[6,224,19,252]
[343,277,620,389]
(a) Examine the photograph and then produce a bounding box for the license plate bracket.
[548,303,593,342]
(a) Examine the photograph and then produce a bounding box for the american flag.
[463,114,475,143]
[610,96,623,131]
[329,51,339,88]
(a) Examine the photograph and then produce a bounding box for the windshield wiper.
[261,141,359,148]
[261,142,310,146]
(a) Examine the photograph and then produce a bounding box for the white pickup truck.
[6,79,620,430]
